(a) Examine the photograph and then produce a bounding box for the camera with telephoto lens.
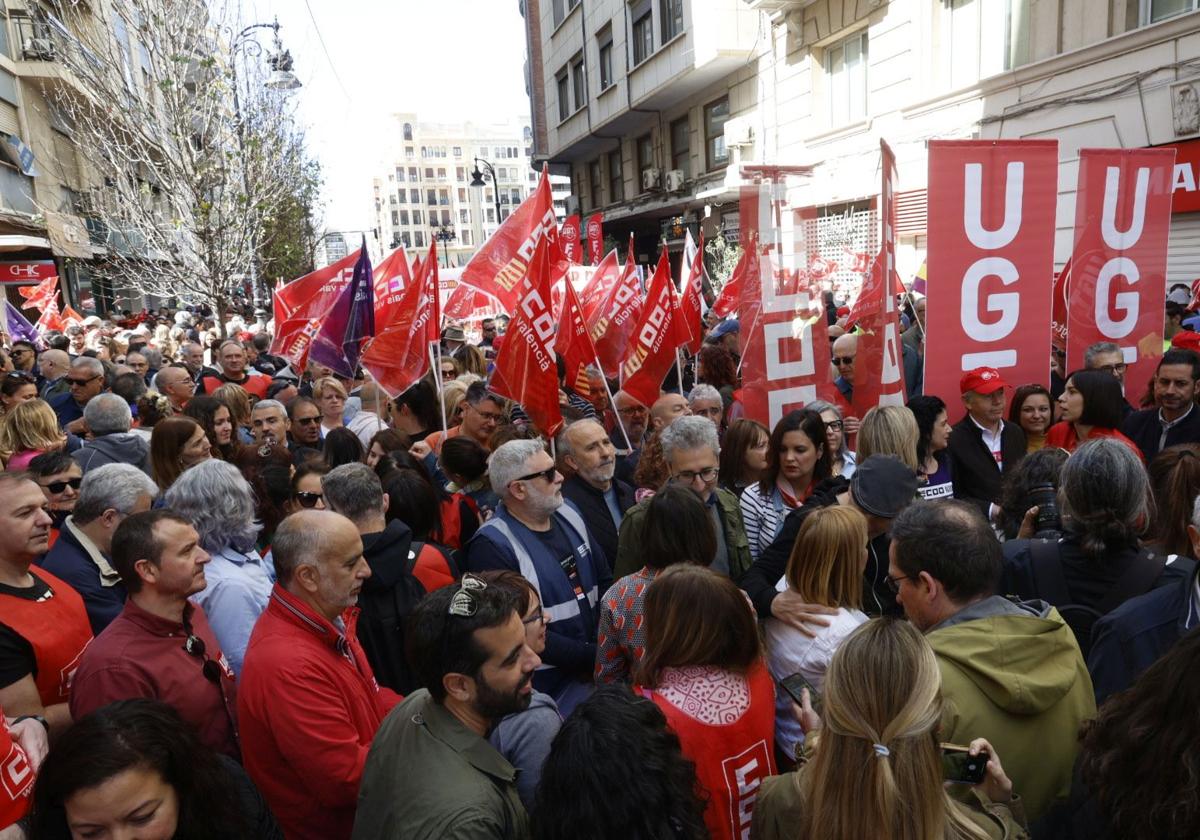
[1027,483,1061,538]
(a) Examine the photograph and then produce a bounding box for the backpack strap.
[1028,539,1074,606]
[1095,548,1167,615]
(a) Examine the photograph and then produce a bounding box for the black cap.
[850,455,920,518]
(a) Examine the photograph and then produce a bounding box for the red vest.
[0,568,93,706]
[202,372,269,399]
[645,662,777,840]
[0,708,32,829]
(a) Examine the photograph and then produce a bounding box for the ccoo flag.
[307,237,375,378]
[620,248,682,408]
[361,242,442,398]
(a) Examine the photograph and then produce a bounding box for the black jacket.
[1119,404,1200,462]
[740,477,903,620]
[560,473,636,567]
[947,416,1026,517]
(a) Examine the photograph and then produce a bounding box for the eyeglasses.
[832,356,856,366]
[511,466,557,485]
[9,348,30,357]
[449,574,487,617]
[183,634,223,685]
[40,476,83,494]
[824,419,844,431]
[1094,363,1127,375]
[67,374,101,387]
[670,467,719,485]
[295,415,321,426]
[294,491,324,509]
[617,406,647,416]
[522,605,545,626]
[472,406,504,422]
[885,573,915,594]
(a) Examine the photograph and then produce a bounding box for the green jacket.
[352,689,530,840]
[929,597,1097,824]
[613,487,752,582]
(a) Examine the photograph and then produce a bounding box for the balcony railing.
[14,17,57,61]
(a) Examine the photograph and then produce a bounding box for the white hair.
[660,415,720,463]
[688,384,722,406]
[73,464,158,525]
[163,460,260,553]
[83,393,132,435]
[488,439,547,496]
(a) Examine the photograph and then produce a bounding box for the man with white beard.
[465,439,612,716]
[559,419,636,565]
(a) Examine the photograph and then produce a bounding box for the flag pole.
[429,342,449,435]
[675,349,685,395]
[596,356,634,450]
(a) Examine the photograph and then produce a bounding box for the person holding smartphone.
[752,618,1027,840]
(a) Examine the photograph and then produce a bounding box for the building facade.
[523,0,1200,293]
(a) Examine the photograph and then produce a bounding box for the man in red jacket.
[237,509,400,840]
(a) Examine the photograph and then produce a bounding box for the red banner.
[679,230,705,354]
[271,248,361,364]
[1163,137,1200,213]
[490,237,563,436]
[713,246,749,318]
[560,215,582,264]
[448,168,557,319]
[737,170,837,427]
[361,245,441,398]
[851,139,907,415]
[0,261,55,285]
[1066,147,1176,401]
[588,237,644,379]
[578,248,620,326]
[18,274,58,311]
[586,213,603,265]
[924,140,1058,420]
[556,279,600,396]
[621,249,685,408]
[1051,258,1070,348]
[372,246,414,328]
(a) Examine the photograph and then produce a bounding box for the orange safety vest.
[0,568,92,706]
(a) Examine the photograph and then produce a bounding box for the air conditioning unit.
[22,38,55,60]
[665,169,686,192]
[642,167,661,191]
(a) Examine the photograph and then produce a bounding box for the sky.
[249,0,532,232]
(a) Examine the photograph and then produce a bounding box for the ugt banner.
[1066,148,1176,402]
[737,167,836,428]
[560,215,582,264]
[924,140,1058,419]
[586,214,603,264]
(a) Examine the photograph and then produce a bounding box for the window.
[826,31,869,125]
[571,55,585,114]
[552,0,581,27]
[391,211,399,225]
[458,188,468,202]
[598,27,614,90]
[399,210,409,226]
[409,189,420,203]
[437,168,446,179]
[632,2,654,65]
[1146,0,1199,21]
[487,208,496,224]
[453,146,462,157]
[589,159,603,208]
[413,210,424,225]
[397,190,406,204]
[704,97,729,171]
[403,123,413,141]
[608,149,624,202]
[424,167,434,179]
[409,167,418,181]
[557,70,570,121]
[405,147,414,160]
[936,0,1010,86]
[661,0,684,42]
[414,231,425,247]
[395,167,405,182]
[637,133,654,191]
[461,230,473,246]
[439,189,450,204]
[460,209,470,224]
[427,189,437,205]
[441,210,451,225]
[670,116,690,179]
[456,166,466,182]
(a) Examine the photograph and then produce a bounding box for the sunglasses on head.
[41,476,83,494]
[294,490,323,508]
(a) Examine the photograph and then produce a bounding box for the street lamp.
[431,224,456,267]
[469,158,503,229]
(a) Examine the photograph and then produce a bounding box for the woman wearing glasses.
[0,370,38,418]
[0,398,67,471]
[739,409,831,563]
[27,451,82,550]
[805,399,856,479]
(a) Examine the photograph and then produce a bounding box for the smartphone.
[940,743,989,784]
[779,672,822,715]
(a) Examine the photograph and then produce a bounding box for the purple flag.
[307,239,375,377]
[4,301,44,348]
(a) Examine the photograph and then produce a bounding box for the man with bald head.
[560,418,636,564]
[650,392,691,432]
[239,509,399,840]
[153,364,195,412]
[611,389,649,486]
[38,349,71,400]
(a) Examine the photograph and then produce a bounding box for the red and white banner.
[578,248,621,326]
[1051,257,1071,348]
[18,274,58,311]
[924,140,1058,419]
[361,244,441,398]
[588,237,644,379]
[586,213,603,265]
[737,169,838,427]
[555,279,600,397]
[560,215,582,264]
[1066,147,1176,400]
[372,245,414,328]
[621,249,688,408]
[0,261,55,285]
[679,230,705,354]
[713,246,749,318]
[490,236,564,436]
[448,167,557,319]
[850,139,907,415]
[272,248,361,365]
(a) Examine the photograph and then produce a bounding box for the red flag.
[620,250,680,408]
[924,140,1058,421]
[447,167,557,319]
[586,213,603,265]
[1052,258,1071,347]
[60,305,84,327]
[713,246,749,318]
[1066,147,1175,402]
[372,246,414,327]
[560,215,582,264]
[555,280,600,397]
[361,244,441,398]
[490,237,563,436]
[35,296,64,332]
[679,230,705,354]
[271,248,361,362]
[19,275,57,311]
[589,237,644,379]
[850,139,907,415]
[578,249,621,326]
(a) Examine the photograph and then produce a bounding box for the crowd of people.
[1,297,1199,840]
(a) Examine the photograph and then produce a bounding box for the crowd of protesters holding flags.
[1,276,1200,840]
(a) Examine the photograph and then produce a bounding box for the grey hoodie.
[72,432,152,476]
[488,690,562,809]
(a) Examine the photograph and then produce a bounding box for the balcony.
[10,15,96,99]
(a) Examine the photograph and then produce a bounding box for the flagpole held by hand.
[429,342,449,435]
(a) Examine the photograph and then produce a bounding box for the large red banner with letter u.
[1066,148,1176,402]
[925,140,1058,419]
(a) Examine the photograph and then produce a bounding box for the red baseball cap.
[1172,330,1200,352]
[959,367,1009,395]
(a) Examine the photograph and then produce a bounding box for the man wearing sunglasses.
[70,510,240,759]
[465,439,611,717]
[48,356,107,432]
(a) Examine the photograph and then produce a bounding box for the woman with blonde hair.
[0,398,66,470]
[211,382,253,444]
[763,505,869,763]
[312,376,347,435]
[440,379,468,429]
[752,618,1027,840]
[856,404,921,473]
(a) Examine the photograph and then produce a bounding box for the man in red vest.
[0,473,93,739]
[197,340,269,399]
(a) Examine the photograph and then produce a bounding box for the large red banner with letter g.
[1066,148,1175,403]
[924,140,1058,420]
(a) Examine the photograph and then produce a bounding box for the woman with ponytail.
[1145,444,1200,557]
[751,618,1027,840]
